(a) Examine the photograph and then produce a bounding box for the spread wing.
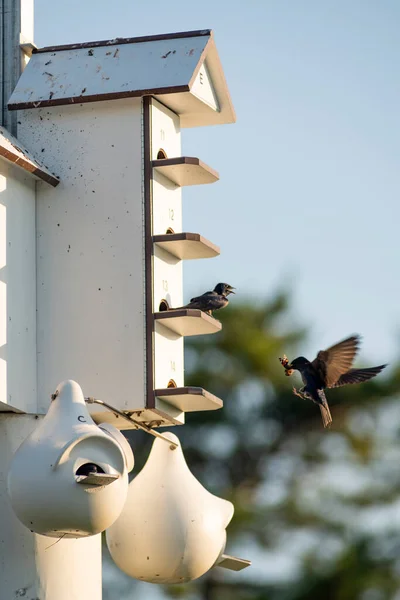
[329,365,387,388]
[312,335,361,387]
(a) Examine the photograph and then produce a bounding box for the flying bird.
[171,283,235,316]
[279,335,387,428]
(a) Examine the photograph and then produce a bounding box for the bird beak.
[227,286,236,295]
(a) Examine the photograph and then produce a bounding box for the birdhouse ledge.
[152,157,219,186]
[154,309,222,336]
[153,232,220,260]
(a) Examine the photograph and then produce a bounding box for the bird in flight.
[172,283,235,316]
[279,335,387,428]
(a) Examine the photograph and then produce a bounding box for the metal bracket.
[84,396,178,449]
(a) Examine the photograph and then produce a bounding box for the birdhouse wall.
[0,161,37,413]
[191,62,219,111]
[150,99,184,393]
[154,324,184,389]
[17,98,146,414]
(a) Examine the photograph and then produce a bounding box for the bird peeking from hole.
[279,335,387,428]
[171,283,235,316]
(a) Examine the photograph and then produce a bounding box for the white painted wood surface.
[0,125,59,185]
[151,99,185,403]
[0,161,37,413]
[153,233,220,260]
[153,245,182,311]
[154,310,222,336]
[17,98,146,415]
[155,387,223,412]
[150,99,182,161]
[9,35,209,105]
[152,172,182,234]
[191,61,219,111]
[154,324,184,389]
[153,157,219,187]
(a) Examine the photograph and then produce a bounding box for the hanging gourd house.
[8,29,235,427]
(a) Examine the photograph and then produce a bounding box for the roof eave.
[0,126,60,186]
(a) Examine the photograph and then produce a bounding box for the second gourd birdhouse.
[106,432,234,583]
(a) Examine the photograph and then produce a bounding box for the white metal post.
[2,0,19,133]
[1,0,34,132]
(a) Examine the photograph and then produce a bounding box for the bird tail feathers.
[317,390,332,428]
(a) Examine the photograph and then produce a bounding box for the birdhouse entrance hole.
[76,463,105,476]
[159,299,169,312]
[167,379,177,388]
[157,149,167,159]
[166,227,175,234]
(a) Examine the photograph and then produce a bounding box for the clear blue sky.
[35,0,400,364]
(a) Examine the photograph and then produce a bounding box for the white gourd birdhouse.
[3,29,235,430]
[7,380,134,538]
[106,432,234,583]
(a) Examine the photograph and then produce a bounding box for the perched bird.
[172,283,235,316]
[279,335,387,428]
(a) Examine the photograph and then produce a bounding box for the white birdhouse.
[7,380,133,538]
[106,432,237,583]
[2,29,235,430]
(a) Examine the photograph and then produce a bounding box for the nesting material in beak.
[279,355,294,376]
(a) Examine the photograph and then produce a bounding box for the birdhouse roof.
[8,29,235,128]
[0,126,59,186]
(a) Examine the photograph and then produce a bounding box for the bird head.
[288,356,310,371]
[214,283,235,297]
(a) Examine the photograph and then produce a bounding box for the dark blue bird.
[173,283,235,316]
[280,335,387,428]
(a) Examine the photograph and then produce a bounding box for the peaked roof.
[8,29,235,128]
[0,126,59,186]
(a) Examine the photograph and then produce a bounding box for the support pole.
[2,0,20,133]
[1,0,33,133]
[0,414,102,599]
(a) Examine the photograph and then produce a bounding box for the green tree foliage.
[105,292,400,600]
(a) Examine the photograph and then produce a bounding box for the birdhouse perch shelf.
[153,232,220,260]
[154,309,222,336]
[154,386,223,412]
[152,156,219,187]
